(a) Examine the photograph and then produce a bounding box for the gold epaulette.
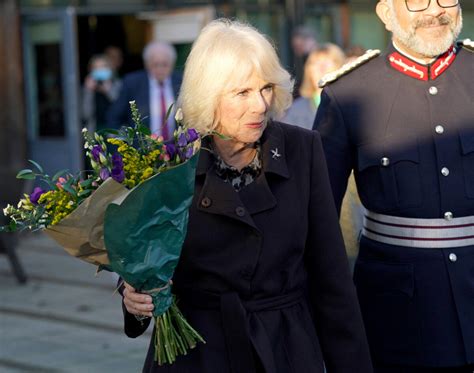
[457,38,474,52]
[318,49,381,88]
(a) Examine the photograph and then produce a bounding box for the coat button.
[235,206,245,217]
[435,125,444,134]
[429,86,438,95]
[444,211,453,220]
[201,197,212,208]
[380,157,390,167]
[441,167,450,176]
[449,253,457,262]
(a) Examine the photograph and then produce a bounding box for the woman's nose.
[251,92,268,114]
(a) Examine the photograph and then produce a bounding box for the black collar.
[196,121,290,179]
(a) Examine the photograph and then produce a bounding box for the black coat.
[313,43,474,367]
[122,122,372,373]
[106,70,182,129]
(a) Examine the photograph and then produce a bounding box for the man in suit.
[314,0,474,372]
[107,41,182,139]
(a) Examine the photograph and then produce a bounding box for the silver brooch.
[271,148,281,160]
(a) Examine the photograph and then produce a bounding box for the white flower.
[82,128,88,133]
[129,100,136,105]
[3,204,12,215]
[175,108,183,122]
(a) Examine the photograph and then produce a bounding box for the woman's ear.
[376,1,393,33]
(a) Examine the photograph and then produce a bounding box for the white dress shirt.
[149,76,176,137]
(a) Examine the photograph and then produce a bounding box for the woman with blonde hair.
[120,19,372,373]
[283,43,345,129]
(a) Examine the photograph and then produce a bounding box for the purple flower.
[177,133,187,147]
[91,145,102,162]
[30,187,45,205]
[111,153,123,168]
[99,167,110,181]
[111,153,125,183]
[186,128,199,142]
[166,143,177,159]
[185,146,194,160]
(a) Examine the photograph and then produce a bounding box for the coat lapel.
[195,122,289,228]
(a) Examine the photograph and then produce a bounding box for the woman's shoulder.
[272,120,320,139]
[270,121,321,153]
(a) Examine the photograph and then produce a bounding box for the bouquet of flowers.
[1,101,205,365]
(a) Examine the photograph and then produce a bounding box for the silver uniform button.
[449,253,457,262]
[441,167,450,176]
[381,157,390,167]
[435,125,444,134]
[444,211,453,220]
[429,86,438,95]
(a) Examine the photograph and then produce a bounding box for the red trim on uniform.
[431,46,456,80]
[388,45,457,81]
[388,52,428,81]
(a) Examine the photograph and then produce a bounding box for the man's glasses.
[405,0,459,12]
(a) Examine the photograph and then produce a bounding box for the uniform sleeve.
[305,131,373,373]
[312,88,353,215]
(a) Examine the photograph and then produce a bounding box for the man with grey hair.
[314,0,474,372]
[107,41,181,139]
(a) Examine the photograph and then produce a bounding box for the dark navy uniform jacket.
[314,43,474,367]
[121,122,373,373]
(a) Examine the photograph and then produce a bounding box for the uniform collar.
[196,121,290,179]
[387,42,458,81]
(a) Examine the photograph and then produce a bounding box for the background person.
[314,0,474,372]
[81,54,122,132]
[283,43,345,130]
[120,19,372,373]
[107,41,181,140]
[290,25,319,98]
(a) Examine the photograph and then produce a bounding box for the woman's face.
[307,54,339,89]
[216,72,274,144]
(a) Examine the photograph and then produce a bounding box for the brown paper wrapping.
[44,178,129,267]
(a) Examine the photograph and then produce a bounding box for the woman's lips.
[245,121,263,128]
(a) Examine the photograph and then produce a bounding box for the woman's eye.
[262,84,274,92]
[237,90,249,96]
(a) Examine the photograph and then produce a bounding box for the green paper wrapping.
[104,152,199,316]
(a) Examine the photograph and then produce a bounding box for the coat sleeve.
[117,278,151,338]
[312,88,353,215]
[305,131,372,373]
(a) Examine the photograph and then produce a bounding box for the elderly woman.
[283,43,345,130]
[121,19,372,373]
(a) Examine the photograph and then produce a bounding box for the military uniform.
[313,41,474,369]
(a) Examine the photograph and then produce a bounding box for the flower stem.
[153,297,205,365]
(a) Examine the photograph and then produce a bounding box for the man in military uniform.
[313,0,474,372]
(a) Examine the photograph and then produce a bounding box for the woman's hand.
[123,282,154,318]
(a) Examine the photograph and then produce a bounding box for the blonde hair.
[299,43,346,98]
[177,19,293,133]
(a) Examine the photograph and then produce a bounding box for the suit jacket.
[314,43,474,366]
[121,122,372,373]
[107,70,182,129]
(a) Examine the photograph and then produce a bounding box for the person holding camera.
[81,54,122,132]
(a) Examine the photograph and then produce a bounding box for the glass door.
[22,7,82,175]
